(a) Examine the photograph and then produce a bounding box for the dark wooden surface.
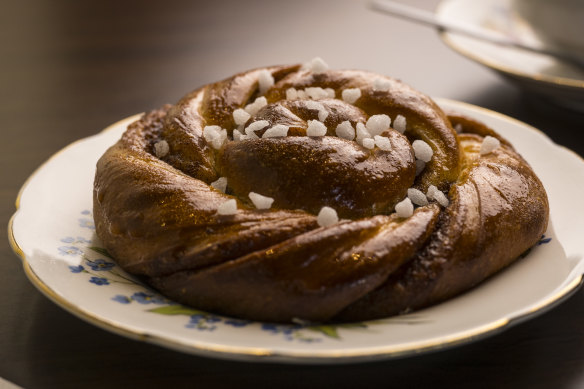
[2,0,584,388]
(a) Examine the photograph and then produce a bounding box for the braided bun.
[93,60,548,323]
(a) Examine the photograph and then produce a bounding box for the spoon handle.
[369,0,584,69]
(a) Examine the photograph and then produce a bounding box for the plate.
[8,99,584,364]
[436,0,584,111]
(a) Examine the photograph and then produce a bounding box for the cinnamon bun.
[93,59,549,323]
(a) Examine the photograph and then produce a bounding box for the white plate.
[8,99,584,364]
[437,0,584,110]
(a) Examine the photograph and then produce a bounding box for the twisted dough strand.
[94,64,548,323]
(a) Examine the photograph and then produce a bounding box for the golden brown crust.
[218,134,415,219]
[266,70,461,192]
[93,63,549,323]
[335,134,549,321]
[150,206,440,323]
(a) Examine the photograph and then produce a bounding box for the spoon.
[369,0,584,69]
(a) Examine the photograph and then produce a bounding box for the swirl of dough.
[93,62,548,323]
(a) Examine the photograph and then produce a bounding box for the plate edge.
[435,0,584,90]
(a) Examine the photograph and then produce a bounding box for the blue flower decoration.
[87,259,115,271]
[261,323,297,335]
[61,237,91,244]
[69,265,84,273]
[186,314,221,330]
[224,319,252,328]
[81,210,91,215]
[260,323,320,342]
[262,323,304,342]
[112,295,131,304]
[58,246,83,256]
[538,235,552,245]
[131,292,166,304]
[89,276,109,286]
[78,218,95,230]
[205,315,221,323]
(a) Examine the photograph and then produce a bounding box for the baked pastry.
[93,59,549,323]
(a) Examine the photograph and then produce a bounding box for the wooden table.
[2,0,584,387]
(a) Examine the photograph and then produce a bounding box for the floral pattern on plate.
[61,210,429,343]
[60,209,553,344]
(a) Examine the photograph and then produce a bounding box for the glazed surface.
[93,64,549,323]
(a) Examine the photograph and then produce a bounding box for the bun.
[93,61,549,323]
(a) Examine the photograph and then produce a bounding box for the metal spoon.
[369,0,584,69]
